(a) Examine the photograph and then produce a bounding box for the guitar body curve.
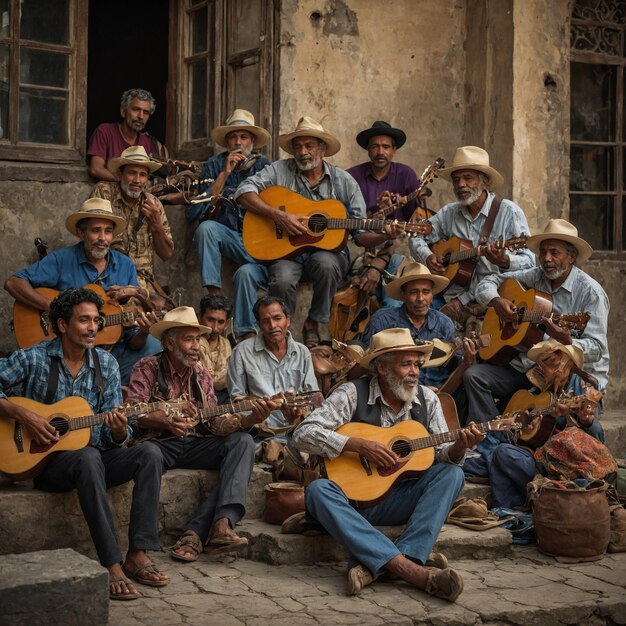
[323,421,435,507]
[431,236,475,287]
[479,279,552,365]
[504,389,555,450]
[0,396,93,480]
[242,186,349,261]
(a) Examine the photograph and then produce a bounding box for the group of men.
[0,86,611,604]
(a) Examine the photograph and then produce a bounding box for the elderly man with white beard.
[410,146,534,329]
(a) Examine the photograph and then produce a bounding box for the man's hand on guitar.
[482,243,510,269]
[425,253,446,275]
[541,315,573,344]
[383,221,405,241]
[241,397,279,427]
[19,409,59,446]
[344,437,399,469]
[104,408,128,442]
[462,337,479,366]
[448,422,484,461]
[274,209,308,237]
[490,297,517,322]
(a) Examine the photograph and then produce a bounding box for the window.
[570,0,626,255]
[0,0,86,163]
[170,0,277,161]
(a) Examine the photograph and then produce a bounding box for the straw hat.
[527,338,584,370]
[439,146,504,189]
[65,198,127,238]
[210,109,271,149]
[356,121,406,150]
[360,328,434,369]
[149,306,211,341]
[525,219,593,262]
[384,262,450,300]
[278,116,341,157]
[107,146,162,176]
[422,338,456,369]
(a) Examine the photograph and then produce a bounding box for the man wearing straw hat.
[293,328,484,601]
[5,198,161,384]
[410,146,534,327]
[187,109,271,340]
[235,116,400,348]
[465,218,609,424]
[90,146,174,292]
[127,306,275,562]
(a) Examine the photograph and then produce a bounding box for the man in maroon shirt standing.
[88,88,168,181]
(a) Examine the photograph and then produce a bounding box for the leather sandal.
[109,576,140,601]
[122,561,170,587]
[424,567,464,602]
[171,531,203,562]
[347,563,376,596]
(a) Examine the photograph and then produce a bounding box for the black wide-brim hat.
[356,121,406,150]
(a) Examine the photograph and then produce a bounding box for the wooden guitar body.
[242,186,349,261]
[329,285,378,342]
[504,389,555,450]
[479,279,552,365]
[431,236,475,287]
[0,396,93,480]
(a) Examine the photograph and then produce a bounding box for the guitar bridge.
[274,204,286,240]
[39,312,51,338]
[359,455,372,476]
[14,422,24,453]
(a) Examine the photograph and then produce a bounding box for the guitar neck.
[103,311,137,328]
[197,398,262,421]
[448,242,485,265]
[327,217,390,231]
[68,400,164,431]
[408,419,502,450]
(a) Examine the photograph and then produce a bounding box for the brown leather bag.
[264,482,305,525]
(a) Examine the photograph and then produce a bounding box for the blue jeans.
[305,463,464,576]
[111,335,162,386]
[375,253,404,309]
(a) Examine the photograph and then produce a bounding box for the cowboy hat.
[525,219,593,262]
[356,121,406,150]
[278,116,341,157]
[527,338,584,370]
[107,146,162,176]
[149,306,211,341]
[210,109,271,149]
[360,328,434,369]
[65,198,127,238]
[422,338,456,369]
[439,146,504,189]
[384,262,450,300]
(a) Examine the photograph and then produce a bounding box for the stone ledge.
[0,548,108,626]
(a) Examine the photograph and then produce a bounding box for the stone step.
[603,411,626,458]
[235,518,513,566]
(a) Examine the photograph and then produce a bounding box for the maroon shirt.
[87,122,163,163]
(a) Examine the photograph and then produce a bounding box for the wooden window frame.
[0,0,87,164]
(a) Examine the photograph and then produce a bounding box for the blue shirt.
[14,242,139,291]
[185,151,270,230]
[0,339,127,448]
[362,305,457,388]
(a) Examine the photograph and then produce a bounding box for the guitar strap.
[44,350,105,412]
[351,377,428,427]
[478,195,503,245]
[155,351,204,404]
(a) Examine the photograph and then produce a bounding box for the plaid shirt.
[0,339,126,448]
[90,181,173,287]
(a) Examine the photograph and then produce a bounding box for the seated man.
[197,293,233,404]
[126,306,274,562]
[0,288,167,600]
[465,219,609,423]
[90,146,174,292]
[88,88,167,182]
[487,339,605,509]
[188,109,271,339]
[292,328,483,601]
[228,296,319,433]
[235,116,398,347]
[410,146,534,327]
[362,262,455,389]
[4,199,161,384]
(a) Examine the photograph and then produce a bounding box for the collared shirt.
[87,122,163,163]
[362,305,457,388]
[0,339,126,448]
[227,332,319,428]
[90,181,173,284]
[410,192,535,304]
[198,334,232,391]
[126,352,218,438]
[474,265,610,388]
[185,151,270,230]
[347,161,420,220]
[14,242,139,291]
[292,376,462,464]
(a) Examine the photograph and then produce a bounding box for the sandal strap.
[172,533,203,554]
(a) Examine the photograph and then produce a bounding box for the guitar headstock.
[417,158,446,192]
[274,391,324,410]
[554,312,591,331]
[404,221,433,236]
[493,234,528,251]
[489,416,522,432]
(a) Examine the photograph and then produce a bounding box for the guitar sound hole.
[308,214,328,234]
[50,417,69,436]
[391,440,411,458]
[442,254,451,268]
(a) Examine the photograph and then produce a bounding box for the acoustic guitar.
[12,284,167,349]
[430,235,528,288]
[242,186,432,261]
[323,416,519,507]
[478,279,591,365]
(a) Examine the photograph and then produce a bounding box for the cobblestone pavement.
[109,546,626,626]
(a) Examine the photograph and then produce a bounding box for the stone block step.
[236,518,512,566]
[0,548,108,626]
[603,411,626,458]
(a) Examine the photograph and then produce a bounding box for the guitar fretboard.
[408,419,503,451]
[67,400,165,431]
